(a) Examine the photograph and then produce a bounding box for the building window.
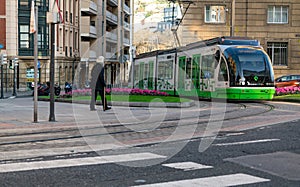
[66,11,68,22]
[267,42,288,66]
[267,6,288,24]
[205,5,226,23]
[70,13,73,23]
[20,25,30,48]
[19,0,29,6]
[35,0,43,6]
[65,46,68,57]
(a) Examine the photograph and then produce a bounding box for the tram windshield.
[224,47,274,87]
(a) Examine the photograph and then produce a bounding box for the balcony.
[106,10,118,25]
[81,26,97,39]
[80,17,97,38]
[106,31,117,43]
[124,4,130,15]
[81,0,97,15]
[124,21,130,31]
[124,54,129,61]
[105,52,117,60]
[80,42,96,60]
[107,0,118,7]
[123,37,130,46]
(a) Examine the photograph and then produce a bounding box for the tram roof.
[135,36,260,59]
[135,48,177,59]
[182,36,260,50]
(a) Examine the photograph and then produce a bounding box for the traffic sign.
[0,44,3,49]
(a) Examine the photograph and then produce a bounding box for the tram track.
[0,102,274,148]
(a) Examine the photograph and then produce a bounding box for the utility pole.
[49,22,55,121]
[47,0,63,121]
[230,0,235,37]
[33,6,38,122]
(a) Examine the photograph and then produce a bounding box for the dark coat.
[91,64,106,91]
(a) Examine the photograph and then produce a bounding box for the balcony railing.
[124,21,130,30]
[123,38,130,45]
[80,42,97,60]
[108,0,118,6]
[106,52,117,60]
[124,4,130,14]
[106,31,117,42]
[106,10,118,24]
[90,26,97,37]
[81,0,97,15]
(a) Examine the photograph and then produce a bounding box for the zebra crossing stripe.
[162,162,213,171]
[0,144,125,161]
[133,173,270,187]
[0,152,166,173]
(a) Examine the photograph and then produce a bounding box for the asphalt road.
[0,98,299,186]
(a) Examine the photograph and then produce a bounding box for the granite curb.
[38,98,196,108]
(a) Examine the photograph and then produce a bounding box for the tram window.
[158,60,173,79]
[186,58,192,79]
[201,55,215,79]
[192,56,200,79]
[239,54,265,75]
[134,64,139,80]
[218,58,228,81]
[144,64,149,80]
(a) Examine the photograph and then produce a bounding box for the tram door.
[178,56,186,91]
[138,62,144,89]
[192,55,200,91]
[148,61,154,90]
[200,54,215,93]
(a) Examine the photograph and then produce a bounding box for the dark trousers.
[90,89,107,110]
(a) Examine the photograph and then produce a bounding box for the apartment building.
[0,0,80,91]
[180,0,300,77]
[80,0,133,88]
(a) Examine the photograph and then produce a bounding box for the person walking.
[90,56,111,111]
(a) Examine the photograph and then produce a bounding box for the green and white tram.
[133,37,275,100]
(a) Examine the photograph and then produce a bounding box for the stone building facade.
[180,0,300,77]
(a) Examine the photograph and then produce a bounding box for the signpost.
[1,53,7,99]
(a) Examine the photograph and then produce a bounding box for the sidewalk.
[0,96,199,136]
[1,89,33,99]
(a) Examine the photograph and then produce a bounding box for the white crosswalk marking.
[0,144,125,161]
[133,173,270,187]
[163,162,213,171]
[0,152,166,173]
[213,139,280,146]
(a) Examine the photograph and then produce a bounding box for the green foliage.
[145,11,153,18]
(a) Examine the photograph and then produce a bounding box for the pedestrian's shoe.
[104,107,111,111]
[90,108,96,111]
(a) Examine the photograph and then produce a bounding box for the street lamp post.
[85,59,89,88]
[49,22,56,121]
[0,63,3,99]
[72,55,76,83]
[230,0,235,37]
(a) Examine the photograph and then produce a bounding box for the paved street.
[0,97,299,186]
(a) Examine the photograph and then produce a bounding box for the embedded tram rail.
[0,102,274,151]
